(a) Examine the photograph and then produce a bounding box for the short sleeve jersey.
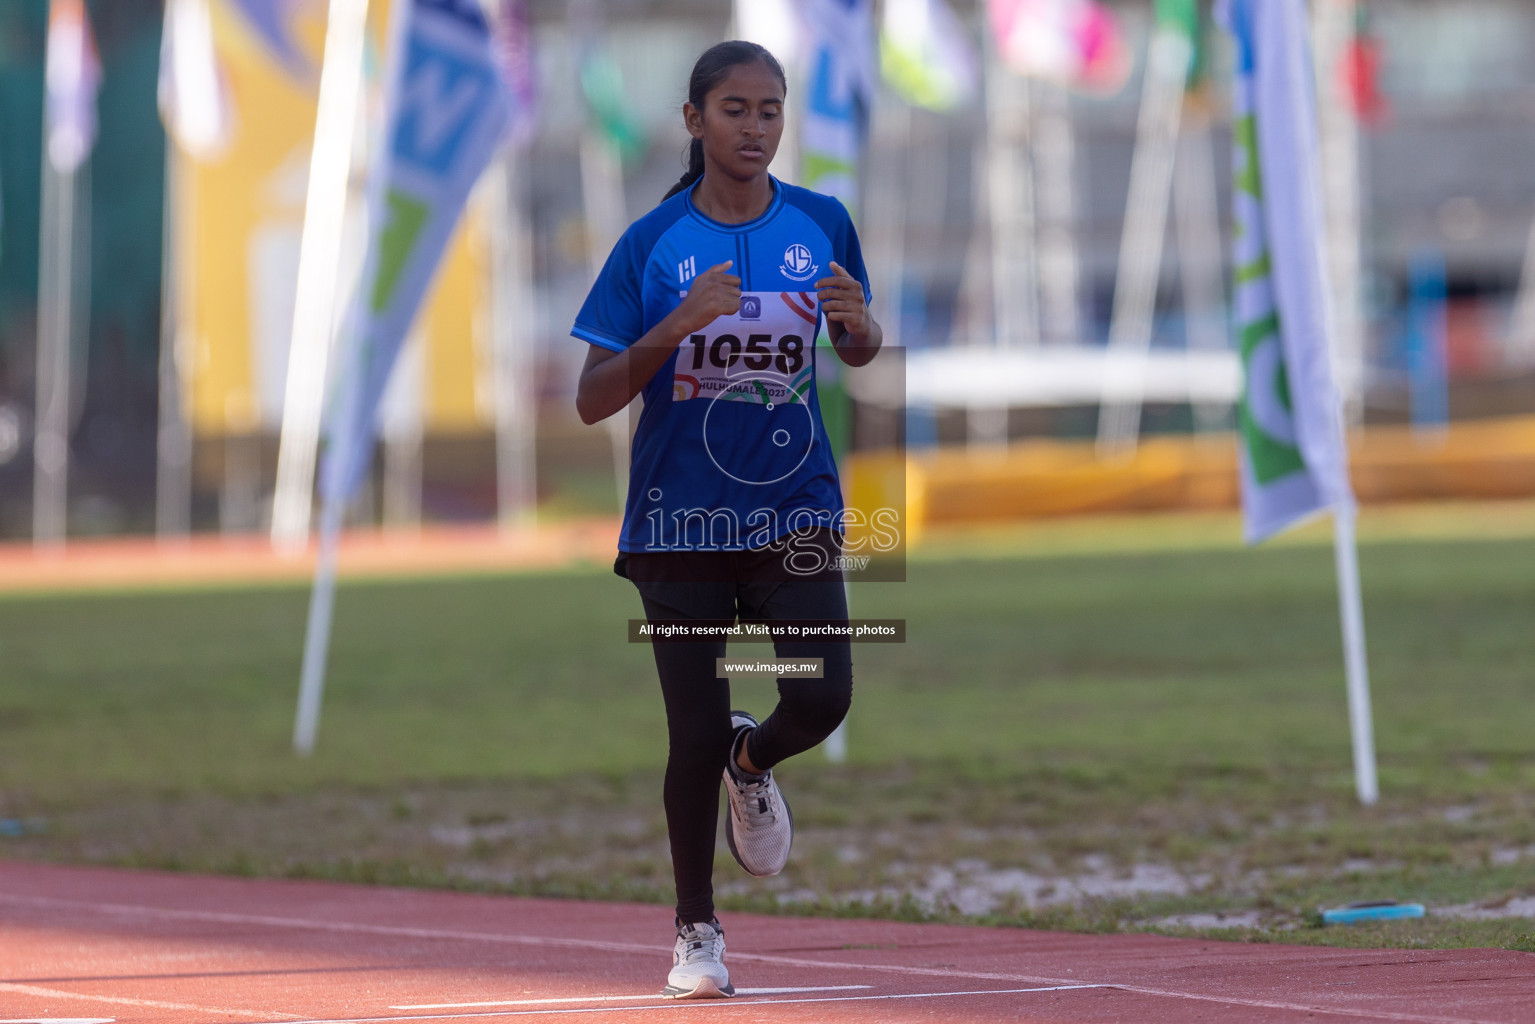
[572,177,871,554]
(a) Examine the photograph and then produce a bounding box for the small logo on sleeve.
[780,243,818,282]
[677,255,697,285]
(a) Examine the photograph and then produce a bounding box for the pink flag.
[988,0,1130,96]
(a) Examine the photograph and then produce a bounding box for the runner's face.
[687,61,784,183]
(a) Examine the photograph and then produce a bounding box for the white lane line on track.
[252,985,1113,1023]
[0,893,1070,986]
[1108,985,1509,1024]
[392,986,871,1009]
[0,981,305,1020]
[0,894,1509,1024]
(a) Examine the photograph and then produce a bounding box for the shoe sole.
[661,977,736,999]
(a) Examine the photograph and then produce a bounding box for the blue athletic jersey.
[572,177,871,554]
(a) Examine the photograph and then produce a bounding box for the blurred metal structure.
[968,32,1037,448]
[1312,0,1367,425]
[1033,80,1081,347]
[984,39,1039,355]
[1172,99,1229,434]
[1096,25,1192,458]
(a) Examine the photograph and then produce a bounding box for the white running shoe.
[661,918,734,998]
[723,711,794,877]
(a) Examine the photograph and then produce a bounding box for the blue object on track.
[1322,900,1426,925]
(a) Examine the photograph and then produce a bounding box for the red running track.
[0,862,1530,1024]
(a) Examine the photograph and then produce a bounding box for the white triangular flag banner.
[1220,0,1353,544]
[320,0,515,504]
[158,0,232,160]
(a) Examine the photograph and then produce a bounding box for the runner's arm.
[576,262,741,424]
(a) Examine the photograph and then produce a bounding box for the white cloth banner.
[158,0,231,160]
[1219,0,1353,544]
[796,0,876,207]
[320,0,514,503]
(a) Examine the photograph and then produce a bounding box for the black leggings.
[622,531,853,925]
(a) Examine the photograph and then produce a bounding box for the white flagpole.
[579,129,631,510]
[1332,506,1377,804]
[488,153,538,532]
[293,493,344,754]
[270,0,371,553]
[156,139,193,540]
[33,157,75,550]
[1172,103,1230,434]
[288,0,382,752]
[1312,0,1366,425]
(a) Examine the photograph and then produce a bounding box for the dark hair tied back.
[663,40,787,200]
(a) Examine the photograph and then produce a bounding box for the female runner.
[572,40,882,999]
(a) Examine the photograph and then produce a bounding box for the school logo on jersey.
[780,242,819,282]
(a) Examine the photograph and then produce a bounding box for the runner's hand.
[816,261,870,337]
[674,261,741,336]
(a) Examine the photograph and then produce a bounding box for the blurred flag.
[880,0,978,112]
[1218,0,1352,543]
[1154,0,1203,83]
[987,0,1130,96]
[494,0,539,144]
[227,0,315,79]
[578,45,644,158]
[320,0,514,504]
[44,0,101,173]
[158,0,233,160]
[735,0,801,68]
[797,0,876,205]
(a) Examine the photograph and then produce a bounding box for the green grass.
[2,529,1534,951]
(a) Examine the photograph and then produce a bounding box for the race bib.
[672,291,819,405]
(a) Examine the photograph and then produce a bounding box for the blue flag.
[320,0,517,503]
[798,0,876,207]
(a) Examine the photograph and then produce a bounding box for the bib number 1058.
[686,333,805,375]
